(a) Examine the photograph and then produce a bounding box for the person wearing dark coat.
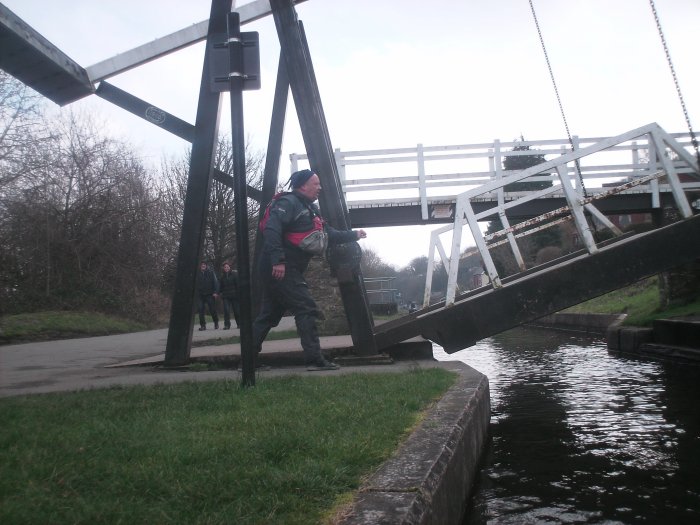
[253,169,367,371]
[197,261,219,331]
[219,261,240,329]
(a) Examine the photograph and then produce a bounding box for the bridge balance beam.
[374,213,700,353]
[0,4,94,105]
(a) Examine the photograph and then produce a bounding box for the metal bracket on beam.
[96,81,194,141]
[210,32,260,92]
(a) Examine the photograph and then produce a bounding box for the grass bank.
[0,311,149,344]
[565,276,700,326]
[0,369,456,524]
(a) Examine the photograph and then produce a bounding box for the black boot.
[297,316,337,370]
[307,357,340,371]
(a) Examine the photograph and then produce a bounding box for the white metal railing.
[420,122,700,307]
[290,129,700,220]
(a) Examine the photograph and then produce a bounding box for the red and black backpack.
[259,192,328,254]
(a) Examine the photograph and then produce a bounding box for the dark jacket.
[197,268,219,296]
[260,191,357,275]
[219,270,238,299]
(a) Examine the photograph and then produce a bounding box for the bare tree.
[207,137,264,269]
[0,110,163,318]
[157,136,264,286]
[360,247,396,278]
[0,71,53,190]
[394,256,430,304]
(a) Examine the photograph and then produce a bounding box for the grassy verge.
[0,311,149,344]
[0,369,456,524]
[564,276,700,326]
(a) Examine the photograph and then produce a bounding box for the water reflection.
[434,327,700,524]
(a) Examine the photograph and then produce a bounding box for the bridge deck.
[348,191,684,227]
[290,129,700,227]
[374,213,700,353]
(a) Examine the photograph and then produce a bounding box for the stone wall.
[528,312,627,335]
[304,256,350,335]
[337,363,491,525]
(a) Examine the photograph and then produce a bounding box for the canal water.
[434,327,700,524]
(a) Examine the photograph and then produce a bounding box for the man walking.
[253,169,366,371]
[219,261,240,329]
[197,261,219,331]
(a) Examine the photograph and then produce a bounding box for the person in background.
[253,169,367,371]
[219,261,240,330]
[197,261,219,331]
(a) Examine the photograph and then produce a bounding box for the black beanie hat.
[288,169,314,189]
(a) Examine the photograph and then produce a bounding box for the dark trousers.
[222,296,239,328]
[198,294,218,327]
[252,266,323,365]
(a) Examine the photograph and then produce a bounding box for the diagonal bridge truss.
[427,122,700,307]
[371,123,700,353]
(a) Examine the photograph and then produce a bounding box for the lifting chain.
[528,0,588,198]
[648,0,700,170]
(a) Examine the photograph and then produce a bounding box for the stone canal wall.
[527,311,700,362]
[338,362,490,525]
[607,317,700,363]
[527,312,626,335]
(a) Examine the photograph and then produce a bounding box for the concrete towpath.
[0,317,453,398]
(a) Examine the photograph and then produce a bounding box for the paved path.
[0,318,453,398]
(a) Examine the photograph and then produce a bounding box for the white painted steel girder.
[86,0,307,82]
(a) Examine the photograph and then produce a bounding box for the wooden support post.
[164,0,228,366]
[271,0,376,355]
[252,52,289,316]
[226,10,256,387]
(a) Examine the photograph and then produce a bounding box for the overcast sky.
[4,0,699,267]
